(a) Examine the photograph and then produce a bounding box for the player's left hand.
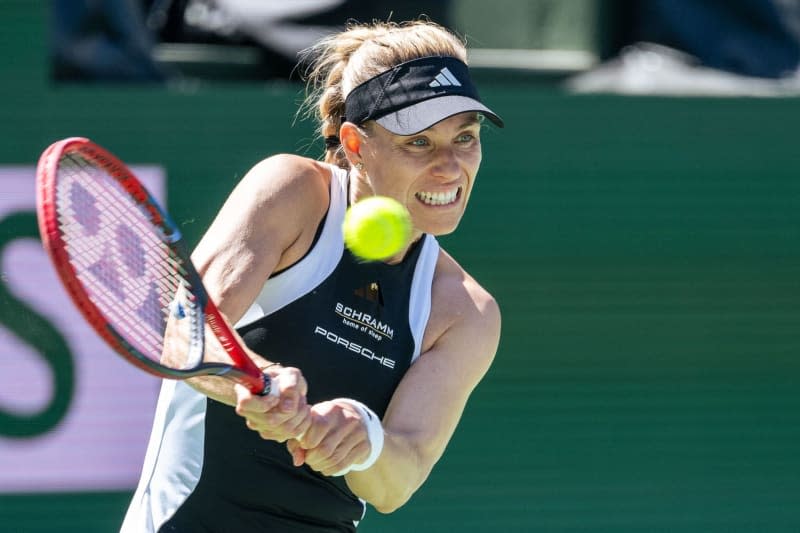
[286,399,371,476]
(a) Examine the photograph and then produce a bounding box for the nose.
[431,147,461,179]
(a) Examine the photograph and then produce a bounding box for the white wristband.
[333,398,384,476]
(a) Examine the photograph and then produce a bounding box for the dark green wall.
[2,2,799,531]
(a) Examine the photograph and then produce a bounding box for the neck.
[347,169,371,206]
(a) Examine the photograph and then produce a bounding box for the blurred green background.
[1,2,799,532]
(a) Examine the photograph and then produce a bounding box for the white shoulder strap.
[237,164,347,326]
[408,234,439,363]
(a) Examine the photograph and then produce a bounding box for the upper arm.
[382,257,501,470]
[191,154,330,323]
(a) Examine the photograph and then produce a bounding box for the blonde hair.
[299,20,468,168]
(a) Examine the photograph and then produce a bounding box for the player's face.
[359,112,483,237]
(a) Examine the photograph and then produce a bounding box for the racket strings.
[55,153,196,364]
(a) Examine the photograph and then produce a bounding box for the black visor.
[343,56,504,135]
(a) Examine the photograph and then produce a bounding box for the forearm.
[344,429,440,513]
[184,346,274,406]
[162,308,274,406]
[185,375,243,406]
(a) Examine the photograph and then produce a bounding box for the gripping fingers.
[283,405,312,438]
[235,376,310,442]
[304,419,370,476]
[250,405,310,442]
[322,439,371,477]
[268,366,308,413]
[235,383,279,416]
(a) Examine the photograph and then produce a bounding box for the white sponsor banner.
[0,165,164,492]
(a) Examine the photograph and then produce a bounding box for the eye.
[456,131,480,144]
[408,137,429,147]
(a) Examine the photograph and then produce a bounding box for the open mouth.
[415,186,461,206]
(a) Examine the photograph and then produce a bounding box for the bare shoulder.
[432,248,500,328]
[199,153,332,254]
[192,154,334,310]
[423,247,501,370]
[242,153,331,205]
[240,154,333,270]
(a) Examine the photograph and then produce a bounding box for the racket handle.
[264,374,280,398]
[203,302,272,394]
[228,368,279,396]
[242,371,278,397]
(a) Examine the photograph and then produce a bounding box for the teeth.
[416,188,459,206]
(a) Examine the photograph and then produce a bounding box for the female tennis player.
[122,19,503,532]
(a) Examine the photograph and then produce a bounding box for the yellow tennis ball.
[343,196,412,261]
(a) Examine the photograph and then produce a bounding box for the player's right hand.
[234,366,311,442]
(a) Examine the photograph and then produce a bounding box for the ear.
[339,122,363,163]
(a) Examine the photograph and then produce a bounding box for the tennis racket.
[36,137,273,395]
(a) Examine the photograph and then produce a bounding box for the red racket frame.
[36,137,268,394]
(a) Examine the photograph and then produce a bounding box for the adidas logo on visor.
[429,67,462,88]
